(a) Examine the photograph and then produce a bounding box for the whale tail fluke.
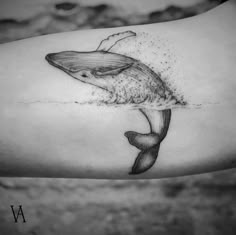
[124,109,171,174]
[124,131,160,150]
[124,131,161,174]
[129,144,160,175]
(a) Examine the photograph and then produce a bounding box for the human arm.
[0,1,236,178]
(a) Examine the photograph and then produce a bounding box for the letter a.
[10,205,26,223]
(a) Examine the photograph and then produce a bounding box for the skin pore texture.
[0,1,235,178]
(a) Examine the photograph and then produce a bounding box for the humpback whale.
[45,31,184,174]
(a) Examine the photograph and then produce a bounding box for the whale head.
[46,51,134,91]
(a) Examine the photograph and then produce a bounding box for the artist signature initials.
[10,205,26,223]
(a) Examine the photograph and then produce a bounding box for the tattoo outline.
[45,31,185,175]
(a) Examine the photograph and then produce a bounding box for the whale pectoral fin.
[93,63,132,76]
[96,30,136,51]
[129,145,160,175]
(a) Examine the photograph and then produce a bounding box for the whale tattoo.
[45,31,185,175]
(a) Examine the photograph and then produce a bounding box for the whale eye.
[81,73,88,78]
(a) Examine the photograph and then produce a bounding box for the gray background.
[0,0,235,234]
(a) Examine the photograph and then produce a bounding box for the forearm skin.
[0,1,236,178]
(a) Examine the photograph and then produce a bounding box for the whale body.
[45,31,185,174]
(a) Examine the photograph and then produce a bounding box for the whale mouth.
[45,53,58,64]
[45,53,69,73]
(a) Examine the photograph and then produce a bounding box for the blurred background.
[0,0,235,234]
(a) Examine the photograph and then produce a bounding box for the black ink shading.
[45,31,185,175]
